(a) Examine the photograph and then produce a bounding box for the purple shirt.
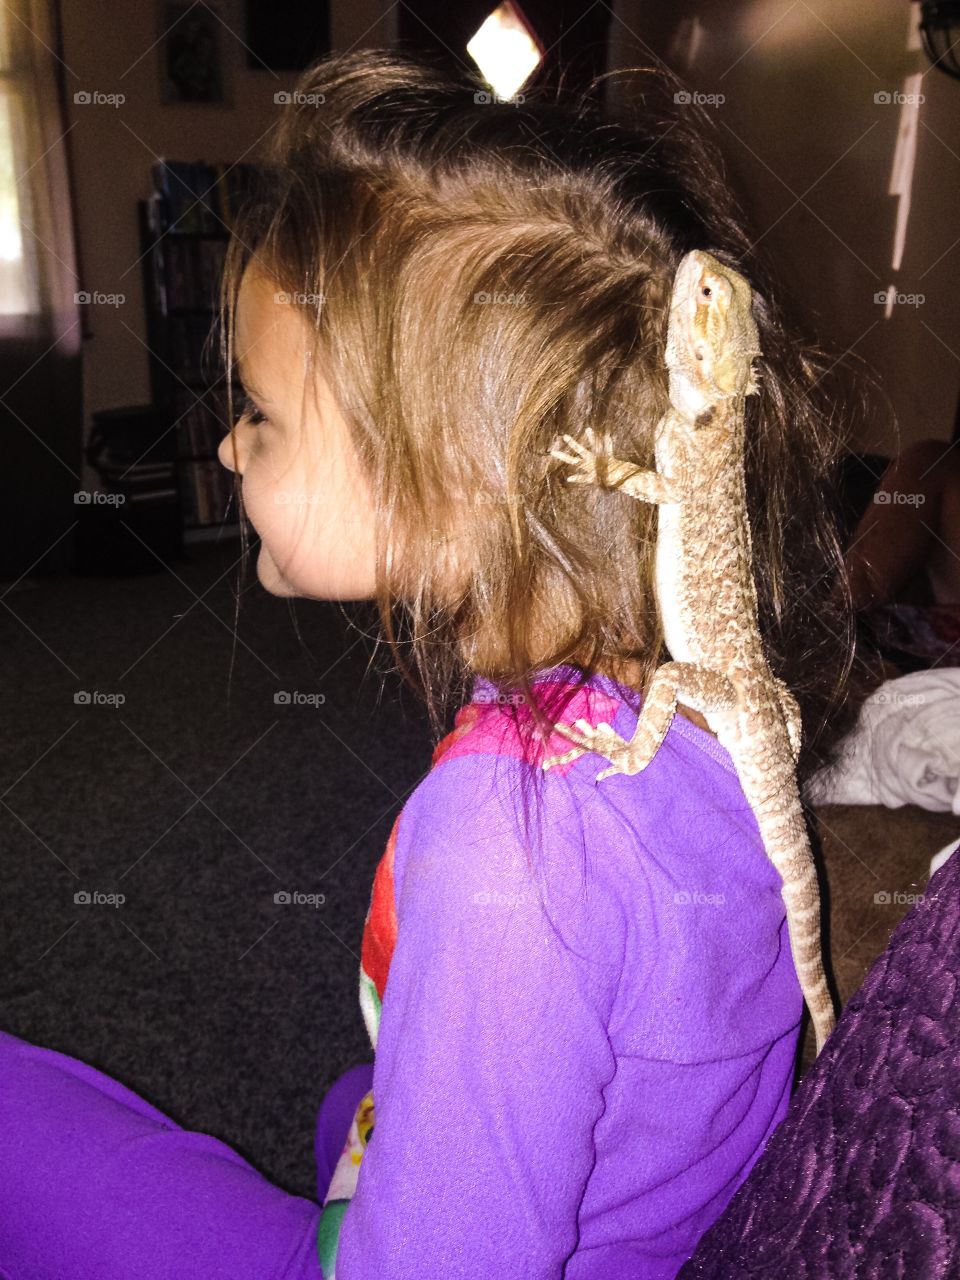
[336,665,802,1278]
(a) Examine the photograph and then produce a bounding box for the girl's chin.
[256,545,298,597]
[253,541,376,602]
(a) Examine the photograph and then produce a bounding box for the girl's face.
[217,263,379,600]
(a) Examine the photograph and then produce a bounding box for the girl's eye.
[239,392,268,426]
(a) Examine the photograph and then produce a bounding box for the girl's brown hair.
[218,47,876,922]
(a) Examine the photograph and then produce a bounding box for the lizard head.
[664,249,762,418]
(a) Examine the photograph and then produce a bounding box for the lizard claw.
[542,718,652,780]
[546,427,622,492]
[566,718,656,779]
[541,717,595,771]
[547,433,587,471]
[547,433,607,486]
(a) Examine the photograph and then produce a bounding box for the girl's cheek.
[236,460,275,534]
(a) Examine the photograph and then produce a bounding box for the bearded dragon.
[541,248,836,1056]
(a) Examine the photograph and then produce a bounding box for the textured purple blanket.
[679,837,960,1279]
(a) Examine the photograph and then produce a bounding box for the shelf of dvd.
[138,159,260,541]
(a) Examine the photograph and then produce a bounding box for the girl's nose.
[218,424,248,475]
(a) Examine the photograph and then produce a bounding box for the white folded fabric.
[803,668,960,813]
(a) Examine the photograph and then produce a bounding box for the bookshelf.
[138,160,259,541]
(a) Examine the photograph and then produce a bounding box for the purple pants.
[0,1028,374,1280]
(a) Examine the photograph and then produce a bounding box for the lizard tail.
[749,791,837,1056]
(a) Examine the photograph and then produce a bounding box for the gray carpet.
[4,535,958,1201]
[0,535,436,1200]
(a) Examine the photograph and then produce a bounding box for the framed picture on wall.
[158,1,230,106]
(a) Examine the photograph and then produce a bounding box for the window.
[0,0,40,318]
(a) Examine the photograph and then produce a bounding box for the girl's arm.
[331,753,626,1279]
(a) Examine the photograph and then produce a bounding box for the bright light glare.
[467,3,542,102]
[0,95,22,263]
[0,90,36,318]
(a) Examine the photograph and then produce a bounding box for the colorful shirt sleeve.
[317,1089,375,1277]
[332,752,627,1279]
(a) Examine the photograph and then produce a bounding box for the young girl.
[0,47,867,1280]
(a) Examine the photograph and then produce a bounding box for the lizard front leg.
[548,426,688,505]
[543,662,737,779]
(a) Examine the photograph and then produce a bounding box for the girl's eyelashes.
[239,391,268,426]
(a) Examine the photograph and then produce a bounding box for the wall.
[611,0,960,453]
[60,0,396,469]
[64,1,960,457]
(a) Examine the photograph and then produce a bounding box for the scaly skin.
[542,249,836,1056]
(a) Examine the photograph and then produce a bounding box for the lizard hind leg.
[542,662,737,781]
[774,677,803,765]
[540,668,679,778]
[591,661,738,781]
